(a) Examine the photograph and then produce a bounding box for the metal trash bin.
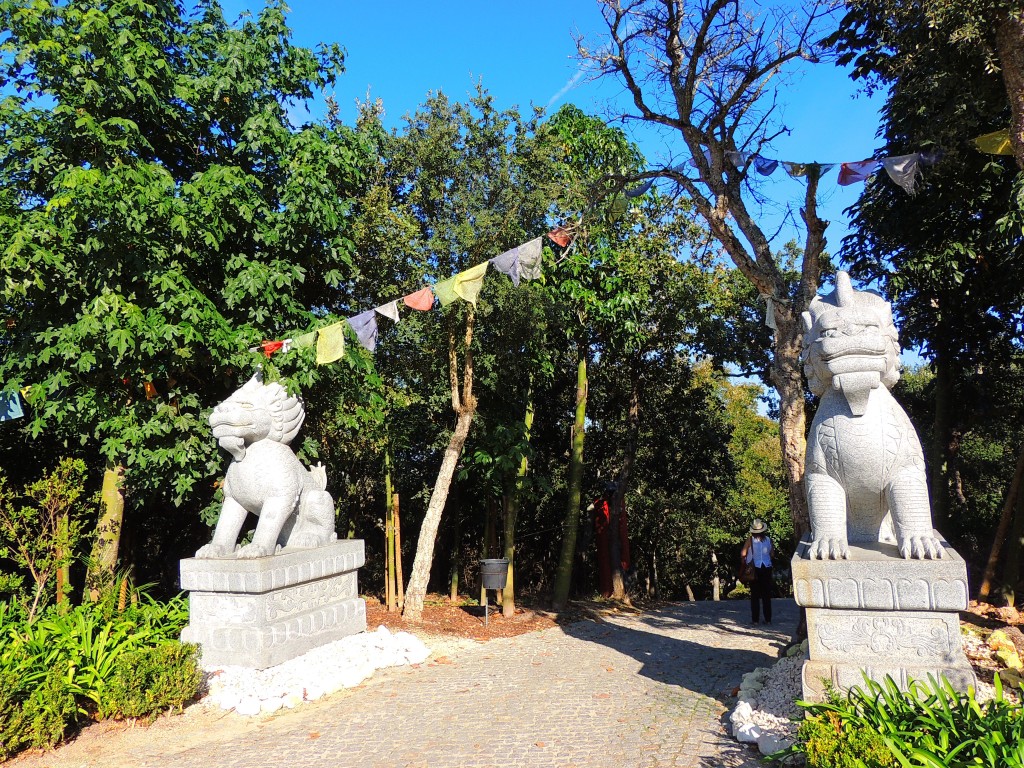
[479,558,509,590]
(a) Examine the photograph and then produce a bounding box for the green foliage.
[0,585,191,757]
[0,662,77,759]
[103,642,201,720]
[0,0,372,567]
[784,675,1024,767]
[0,458,89,616]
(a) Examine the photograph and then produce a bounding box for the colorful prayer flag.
[316,322,346,365]
[838,159,879,186]
[403,287,435,311]
[752,157,779,176]
[261,340,284,358]
[433,275,458,307]
[347,310,379,352]
[453,262,489,306]
[292,331,316,349]
[973,129,1013,156]
[547,227,573,247]
[881,154,921,194]
[490,237,542,287]
[375,300,400,323]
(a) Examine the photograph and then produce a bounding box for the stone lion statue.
[801,272,943,560]
[196,374,337,559]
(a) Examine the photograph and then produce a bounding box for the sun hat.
[749,518,768,535]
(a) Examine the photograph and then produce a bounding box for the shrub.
[0,663,76,759]
[103,642,202,719]
[780,674,1024,768]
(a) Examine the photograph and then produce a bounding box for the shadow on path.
[562,598,799,707]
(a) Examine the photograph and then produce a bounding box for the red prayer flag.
[547,227,573,247]
[261,340,285,358]
[837,159,879,186]
[403,286,435,311]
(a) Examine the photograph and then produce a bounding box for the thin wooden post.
[711,551,720,601]
[393,493,404,610]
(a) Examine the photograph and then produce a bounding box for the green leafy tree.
[831,1,1024,541]
[0,0,370,574]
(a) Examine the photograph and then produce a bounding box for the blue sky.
[222,1,887,260]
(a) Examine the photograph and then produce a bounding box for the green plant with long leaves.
[779,674,1024,767]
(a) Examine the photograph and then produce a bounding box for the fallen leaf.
[535,742,546,748]
[309,732,320,739]
[594,693,611,699]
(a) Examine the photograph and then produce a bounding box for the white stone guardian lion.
[196,374,337,558]
[801,272,943,560]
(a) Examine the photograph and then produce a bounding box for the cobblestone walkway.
[14,599,798,768]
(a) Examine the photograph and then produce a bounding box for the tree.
[831,1,1024,537]
[351,90,558,621]
[0,0,370,578]
[581,0,837,538]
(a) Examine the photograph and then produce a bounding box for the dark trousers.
[750,565,772,623]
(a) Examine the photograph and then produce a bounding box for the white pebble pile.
[729,640,807,760]
[201,625,432,716]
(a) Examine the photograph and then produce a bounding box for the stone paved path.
[13,599,798,768]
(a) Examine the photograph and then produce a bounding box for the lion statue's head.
[801,272,901,415]
[209,374,304,460]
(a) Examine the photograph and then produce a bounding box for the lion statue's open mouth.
[195,374,337,559]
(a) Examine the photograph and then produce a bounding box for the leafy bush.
[782,674,1024,768]
[0,662,76,759]
[103,642,201,719]
[0,589,195,757]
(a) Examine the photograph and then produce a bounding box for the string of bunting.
[251,227,570,366]
[626,148,943,197]
[0,226,576,422]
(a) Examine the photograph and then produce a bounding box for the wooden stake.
[393,493,404,610]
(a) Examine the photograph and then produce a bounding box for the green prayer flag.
[292,331,316,349]
[974,129,1013,155]
[433,275,458,307]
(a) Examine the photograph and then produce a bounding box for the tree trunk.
[552,353,588,610]
[87,466,124,600]
[503,392,534,617]
[1003,482,1024,606]
[978,442,1024,600]
[610,378,640,602]
[772,315,809,541]
[403,309,477,622]
[931,354,954,533]
[995,11,1024,170]
[449,504,461,603]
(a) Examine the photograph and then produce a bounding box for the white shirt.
[746,536,772,567]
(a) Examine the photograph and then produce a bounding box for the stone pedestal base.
[792,536,975,701]
[180,540,366,669]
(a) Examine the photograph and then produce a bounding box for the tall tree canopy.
[580,0,838,539]
[0,0,370,572]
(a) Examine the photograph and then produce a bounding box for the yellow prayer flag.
[316,323,345,365]
[454,262,489,306]
[974,129,1014,156]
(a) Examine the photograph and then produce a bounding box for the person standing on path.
[740,519,773,624]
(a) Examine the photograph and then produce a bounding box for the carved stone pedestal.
[792,536,976,701]
[180,540,366,669]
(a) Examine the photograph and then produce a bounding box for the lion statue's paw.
[236,542,274,559]
[196,543,233,559]
[898,534,945,560]
[807,536,850,560]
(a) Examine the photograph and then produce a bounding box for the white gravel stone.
[735,722,763,743]
[757,731,793,756]
[729,700,753,724]
[198,625,446,716]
